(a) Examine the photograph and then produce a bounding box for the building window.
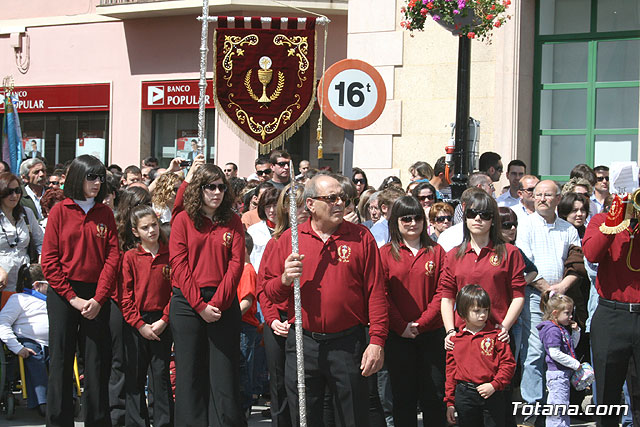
[533,0,639,179]
[151,110,216,167]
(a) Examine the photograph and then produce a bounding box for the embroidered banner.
[213,17,316,153]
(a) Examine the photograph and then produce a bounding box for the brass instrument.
[631,188,640,214]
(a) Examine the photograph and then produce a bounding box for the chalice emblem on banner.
[246,56,284,107]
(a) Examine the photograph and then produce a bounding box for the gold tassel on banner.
[316,117,323,159]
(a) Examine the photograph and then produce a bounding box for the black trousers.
[455,383,505,427]
[590,302,640,427]
[123,311,174,427]
[169,287,246,427]
[47,283,112,427]
[109,299,126,426]
[285,325,370,427]
[263,314,293,427]
[386,329,446,427]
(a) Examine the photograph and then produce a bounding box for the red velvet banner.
[213,18,316,153]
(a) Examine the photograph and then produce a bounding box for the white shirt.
[247,220,272,272]
[510,201,532,223]
[0,207,44,292]
[437,222,464,253]
[24,185,45,219]
[370,217,390,248]
[0,292,49,354]
[153,204,172,224]
[497,190,520,208]
[515,212,580,284]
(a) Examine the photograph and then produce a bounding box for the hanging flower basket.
[400,0,511,42]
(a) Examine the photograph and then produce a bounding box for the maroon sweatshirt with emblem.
[42,198,120,305]
[444,323,515,406]
[120,243,172,329]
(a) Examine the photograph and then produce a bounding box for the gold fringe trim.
[212,29,317,155]
[599,219,630,234]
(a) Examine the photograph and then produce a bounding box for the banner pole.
[289,160,307,427]
[196,0,210,157]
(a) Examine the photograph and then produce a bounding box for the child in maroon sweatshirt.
[445,284,515,427]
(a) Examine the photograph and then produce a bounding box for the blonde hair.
[273,183,305,240]
[151,172,182,209]
[540,290,574,321]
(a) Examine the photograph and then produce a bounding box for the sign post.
[317,59,386,176]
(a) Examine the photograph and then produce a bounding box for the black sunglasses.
[256,169,272,176]
[275,161,290,167]
[353,178,366,185]
[466,208,493,221]
[501,221,517,230]
[399,214,422,224]
[520,187,536,194]
[86,173,105,183]
[596,176,610,182]
[202,183,227,192]
[2,187,22,196]
[312,193,347,204]
[434,215,452,223]
[418,194,435,201]
[48,180,60,186]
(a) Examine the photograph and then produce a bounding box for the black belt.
[302,324,362,341]
[458,381,479,390]
[599,297,640,313]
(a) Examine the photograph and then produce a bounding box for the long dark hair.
[183,164,235,230]
[388,196,435,261]
[456,191,506,262]
[116,187,152,251]
[352,167,368,193]
[129,204,168,246]
[63,155,107,203]
[0,172,26,221]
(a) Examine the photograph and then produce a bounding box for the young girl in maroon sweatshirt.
[120,205,173,427]
[445,285,516,427]
[42,155,120,426]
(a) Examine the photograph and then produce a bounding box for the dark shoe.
[261,408,271,418]
[38,403,47,417]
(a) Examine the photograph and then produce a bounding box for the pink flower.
[453,9,460,14]
[467,31,476,38]
[432,14,441,21]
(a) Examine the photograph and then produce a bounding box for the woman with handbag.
[0,172,43,292]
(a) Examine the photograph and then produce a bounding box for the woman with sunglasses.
[440,191,526,352]
[381,195,447,426]
[169,164,246,426]
[428,202,454,242]
[0,172,44,292]
[41,155,120,426]
[352,167,370,197]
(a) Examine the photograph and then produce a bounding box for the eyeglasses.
[520,187,536,194]
[434,215,452,223]
[86,173,105,183]
[465,208,493,221]
[224,169,234,173]
[501,221,517,230]
[596,176,610,182]
[399,214,422,224]
[418,194,435,201]
[275,161,290,168]
[2,187,22,197]
[202,183,227,192]
[256,169,272,176]
[353,178,366,185]
[48,180,60,186]
[312,193,347,204]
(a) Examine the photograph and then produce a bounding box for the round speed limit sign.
[317,59,386,130]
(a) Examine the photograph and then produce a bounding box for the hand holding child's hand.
[477,383,495,399]
[446,406,457,425]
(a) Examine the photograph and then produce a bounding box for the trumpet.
[631,188,640,213]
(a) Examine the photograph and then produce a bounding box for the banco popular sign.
[141,80,215,110]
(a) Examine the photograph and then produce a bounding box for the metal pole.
[451,36,472,200]
[289,160,307,427]
[341,129,354,178]
[196,0,210,157]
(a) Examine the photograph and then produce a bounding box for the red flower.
[467,31,476,38]
[426,2,434,9]
[491,4,496,9]
[420,7,427,16]
[494,20,502,27]
[408,0,417,8]
[401,6,406,13]
[486,14,494,20]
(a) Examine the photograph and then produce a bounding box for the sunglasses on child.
[86,173,105,183]
[202,183,227,192]
[465,208,493,221]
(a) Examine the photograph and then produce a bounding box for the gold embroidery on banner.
[244,69,285,105]
[222,34,259,87]
[228,93,301,140]
[272,35,309,88]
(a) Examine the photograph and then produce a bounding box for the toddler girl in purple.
[536,291,581,427]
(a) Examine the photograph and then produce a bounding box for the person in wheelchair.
[0,264,49,416]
